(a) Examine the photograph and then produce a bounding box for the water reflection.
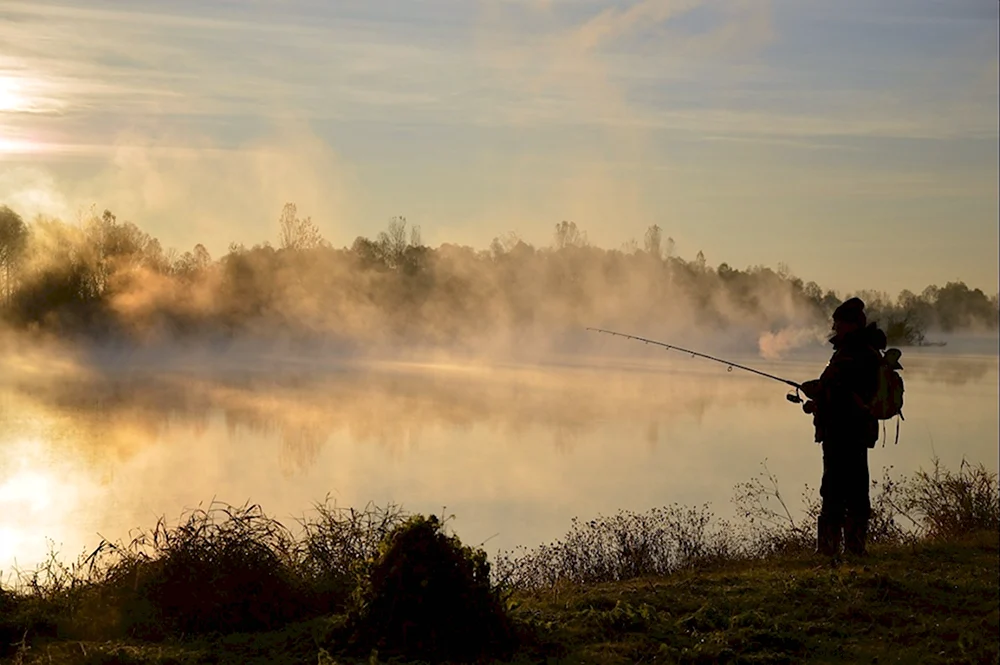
[5,359,784,470]
[1,349,997,576]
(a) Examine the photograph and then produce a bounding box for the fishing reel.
[788,387,818,415]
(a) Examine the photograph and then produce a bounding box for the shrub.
[493,505,729,589]
[902,458,999,539]
[97,502,304,638]
[1,501,410,644]
[297,499,408,615]
[348,514,514,662]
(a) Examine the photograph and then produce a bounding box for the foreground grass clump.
[0,500,408,646]
[905,458,1000,539]
[347,515,515,662]
[494,505,738,589]
[98,503,303,638]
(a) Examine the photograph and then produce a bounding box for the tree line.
[0,203,996,347]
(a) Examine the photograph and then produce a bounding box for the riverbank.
[2,460,997,664]
[2,531,997,664]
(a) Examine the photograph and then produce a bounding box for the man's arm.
[801,379,822,399]
[800,355,850,409]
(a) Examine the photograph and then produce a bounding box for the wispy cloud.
[2,0,993,145]
[568,0,706,51]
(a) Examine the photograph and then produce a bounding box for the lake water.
[1,337,997,577]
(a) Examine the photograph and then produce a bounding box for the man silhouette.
[801,297,887,557]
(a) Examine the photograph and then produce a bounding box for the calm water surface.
[1,341,997,576]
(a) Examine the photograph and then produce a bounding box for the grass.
[0,500,409,651]
[1,459,997,664]
[513,529,999,665]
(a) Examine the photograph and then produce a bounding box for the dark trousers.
[818,440,871,556]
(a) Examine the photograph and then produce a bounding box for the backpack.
[870,348,904,444]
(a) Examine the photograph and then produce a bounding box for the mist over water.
[0,6,996,638]
[1,335,996,577]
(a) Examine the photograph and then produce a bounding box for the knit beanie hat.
[832,297,867,326]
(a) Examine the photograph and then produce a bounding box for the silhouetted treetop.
[0,202,995,347]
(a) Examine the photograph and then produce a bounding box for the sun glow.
[0,135,41,155]
[0,75,44,154]
[0,462,57,573]
[0,438,89,575]
[0,75,31,112]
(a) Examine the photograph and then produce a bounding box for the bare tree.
[643,224,662,258]
[278,203,327,251]
[554,220,587,250]
[664,236,675,258]
[694,250,707,271]
[193,244,212,270]
[0,205,28,304]
[377,216,410,268]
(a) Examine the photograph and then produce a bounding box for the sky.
[0,0,997,296]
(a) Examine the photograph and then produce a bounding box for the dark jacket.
[804,324,886,446]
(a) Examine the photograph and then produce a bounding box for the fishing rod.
[586,327,806,403]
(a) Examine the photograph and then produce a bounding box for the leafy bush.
[348,514,514,662]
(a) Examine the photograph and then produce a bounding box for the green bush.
[348,514,515,662]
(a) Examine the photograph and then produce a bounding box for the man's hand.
[801,379,821,399]
[802,400,817,414]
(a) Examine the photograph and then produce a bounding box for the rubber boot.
[844,515,869,557]
[817,515,841,557]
